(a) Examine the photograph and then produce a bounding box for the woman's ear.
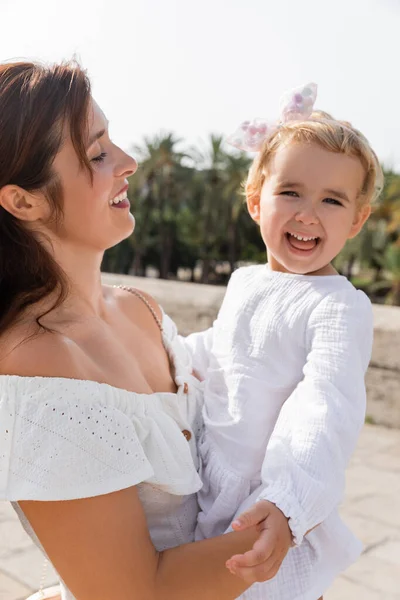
[348,203,371,239]
[246,191,261,224]
[0,185,48,222]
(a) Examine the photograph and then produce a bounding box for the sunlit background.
[3,0,399,302]
[1,0,399,166]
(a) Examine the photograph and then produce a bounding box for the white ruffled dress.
[184,265,374,600]
[0,313,204,600]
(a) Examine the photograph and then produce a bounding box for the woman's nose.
[116,150,138,178]
[123,154,138,177]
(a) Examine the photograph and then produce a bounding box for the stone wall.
[103,273,400,429]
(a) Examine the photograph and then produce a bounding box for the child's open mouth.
[285,232,320,253]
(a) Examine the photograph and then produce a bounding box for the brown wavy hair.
[0,60,92,335]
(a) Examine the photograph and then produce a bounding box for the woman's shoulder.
[0,322,84,380]
[108,284,177,341]
[108,284,163,323]
[0,286,168,379]
[0,293,201,503]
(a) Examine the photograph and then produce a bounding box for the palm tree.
[222,152,252,273]
[367,170,400,302]
[385,240,400,305]
[188,135,230,282]
[128,133,189,278]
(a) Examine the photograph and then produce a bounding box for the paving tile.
[0,570,32,600]
[344,462,400,501]
[350,493,400,530]
[326,575,399,599]
[0,520,35,558]
[344,553,400,595]
[367,539,400,567]
[1,545,58,591]
[338,511,395,548]
[365,449,400,473]
[352,425,400,458]
[0,502,18,523]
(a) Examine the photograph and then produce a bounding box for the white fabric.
[184,264,373,600]
[0,312,204,600]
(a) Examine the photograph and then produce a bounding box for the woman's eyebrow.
[86,128,106,150]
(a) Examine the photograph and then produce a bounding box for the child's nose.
[294,204,319,225]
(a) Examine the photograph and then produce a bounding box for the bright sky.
[1,0,400,169]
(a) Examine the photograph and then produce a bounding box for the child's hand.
[226,500,292,583]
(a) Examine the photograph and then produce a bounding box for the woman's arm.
[20,485,260,600]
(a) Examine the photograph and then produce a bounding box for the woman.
[0,60,272,600]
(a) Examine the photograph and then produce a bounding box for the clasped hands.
[226,500,293,584]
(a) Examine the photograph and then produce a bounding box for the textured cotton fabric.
[0,313,204,600]
[184,264,373,600]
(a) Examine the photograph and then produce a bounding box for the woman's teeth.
[109,191,128,206]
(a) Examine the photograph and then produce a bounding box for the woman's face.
[49,99,137,253]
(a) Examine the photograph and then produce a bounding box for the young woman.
[0,61,272,600]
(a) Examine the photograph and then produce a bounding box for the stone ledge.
[371,305,400,371]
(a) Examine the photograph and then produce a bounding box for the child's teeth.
[291,233,316,242]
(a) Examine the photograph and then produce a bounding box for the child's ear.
[246,192,261,224]
[348,203,371,239]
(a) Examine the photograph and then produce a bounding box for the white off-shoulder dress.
[0,311,204,600]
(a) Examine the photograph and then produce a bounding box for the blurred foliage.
[102,134,400,305]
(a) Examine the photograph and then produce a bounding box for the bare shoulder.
[0,323,83,378]
[107,284,163,325]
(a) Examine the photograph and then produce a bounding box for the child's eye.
[323,197,343,206]
[91,152,108,164]
[280,190,299,197]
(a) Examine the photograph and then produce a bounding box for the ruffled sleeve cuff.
[256,486,307,546]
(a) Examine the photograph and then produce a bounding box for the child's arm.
[180,327,214,381]
[228,288,373,580]
[253,289,373,546]
[179,268,241,380]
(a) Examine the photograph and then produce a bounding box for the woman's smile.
[109,184,130,209]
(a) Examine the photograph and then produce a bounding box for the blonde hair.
[246,111,384,208]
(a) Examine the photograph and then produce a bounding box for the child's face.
[247,141,371,275]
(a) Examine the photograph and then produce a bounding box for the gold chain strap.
[115,285,164,333]
[38,557,48,597]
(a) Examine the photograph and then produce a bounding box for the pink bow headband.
[227,83,318,152]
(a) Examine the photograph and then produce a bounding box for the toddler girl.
[184,83,382,600]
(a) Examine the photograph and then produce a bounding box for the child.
[184,83,383,600]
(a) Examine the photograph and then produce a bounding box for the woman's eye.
[323,197,343,206]
[91,152,108,164]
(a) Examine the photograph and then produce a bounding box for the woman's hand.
[225,500,292,583]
